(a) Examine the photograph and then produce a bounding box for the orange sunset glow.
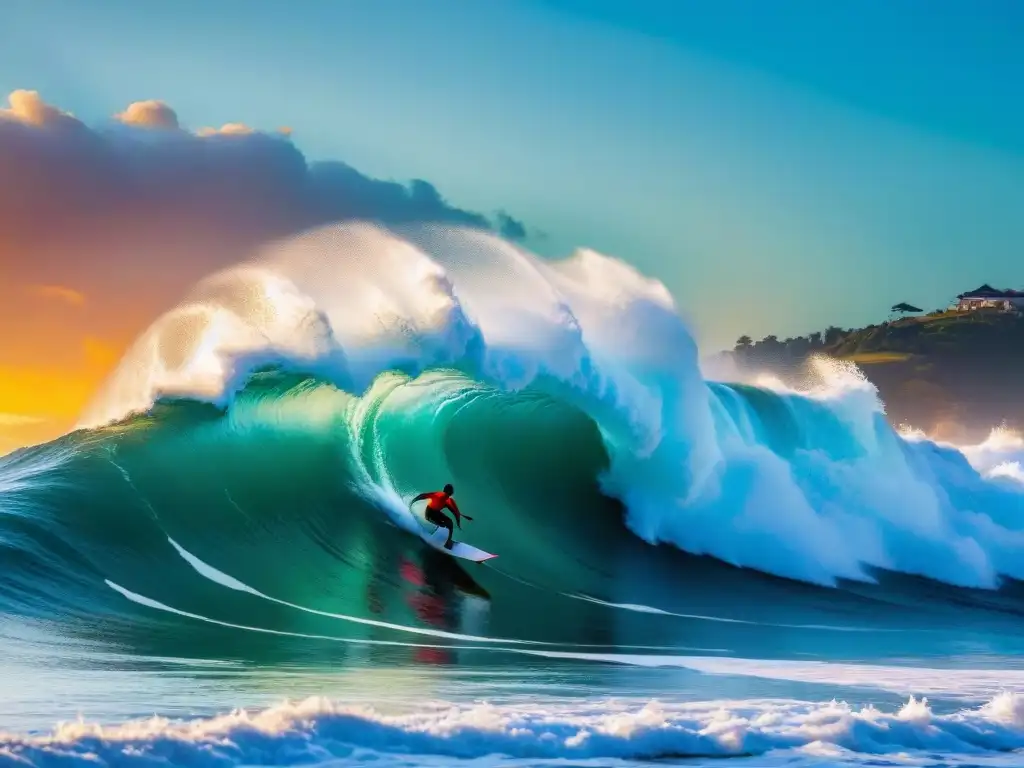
[0,281,127,450]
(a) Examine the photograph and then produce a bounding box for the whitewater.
[4,221,1024,767]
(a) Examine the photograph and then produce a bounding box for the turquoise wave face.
[0,369,643,659]
[6,365,1024,675]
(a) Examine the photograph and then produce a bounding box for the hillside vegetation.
[730,309,1024,442]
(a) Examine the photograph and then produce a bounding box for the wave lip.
[3,694,1024,766]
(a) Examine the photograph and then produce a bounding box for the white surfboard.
[420,525,498,563]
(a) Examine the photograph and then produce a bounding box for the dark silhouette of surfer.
[411,484,472,549]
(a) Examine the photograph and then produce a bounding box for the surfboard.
[420,524,498,563]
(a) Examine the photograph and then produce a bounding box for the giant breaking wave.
[61,221,1024,592]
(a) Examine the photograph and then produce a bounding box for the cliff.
[729,309,1024,443]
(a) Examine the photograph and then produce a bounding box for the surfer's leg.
[435,515,454,548]
[426,510,454,548]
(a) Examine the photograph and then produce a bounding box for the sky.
[0,0,1023,449]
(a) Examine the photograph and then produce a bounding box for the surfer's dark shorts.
[426,510,453,530]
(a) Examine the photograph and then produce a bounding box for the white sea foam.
[3,693,1024,767]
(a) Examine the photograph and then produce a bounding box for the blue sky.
[2,0,1023,350]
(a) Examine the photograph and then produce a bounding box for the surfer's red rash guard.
[418,491,462,525]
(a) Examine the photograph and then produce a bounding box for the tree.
[890,302,923,317]
[735,335,753,350]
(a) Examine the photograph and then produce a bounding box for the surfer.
[411,484,472,550]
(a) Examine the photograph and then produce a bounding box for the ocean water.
[4,223,1024,767]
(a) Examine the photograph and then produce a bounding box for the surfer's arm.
[410,492,433,504]
[446,498,470,526]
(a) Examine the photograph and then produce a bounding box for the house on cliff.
[955,284,1024,313]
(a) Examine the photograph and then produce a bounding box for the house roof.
[957,284,1024,299]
